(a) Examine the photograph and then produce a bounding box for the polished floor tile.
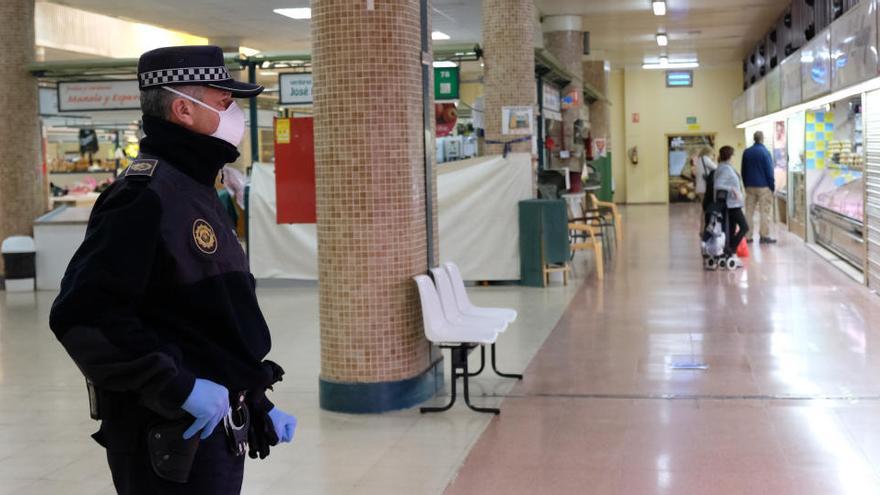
[0,242,585,494]
[447,204,880,494]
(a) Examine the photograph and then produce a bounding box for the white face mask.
[162,86,246,147]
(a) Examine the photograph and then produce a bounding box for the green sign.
[686,116,698,125]
[434,67,460,100]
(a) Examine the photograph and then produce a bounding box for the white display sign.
[57,80,140,112]
[801,28,832,101]
[543,85,561,112]
[279,73,313,105]
[831,0,879,91]
[781,54,802,109]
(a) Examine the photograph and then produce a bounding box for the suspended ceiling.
[45,0,786,68]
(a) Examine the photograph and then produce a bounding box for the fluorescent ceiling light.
[260,71,278,76]
[433,61,458,68]
[656,33,668,47]
[240,46,260,57]
[642,58,699,70]
[652,1,667,16]
[274,8,311,20]
[432,31,451,41]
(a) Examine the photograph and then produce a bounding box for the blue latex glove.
[268,407,297,443]
[181,378,230,440]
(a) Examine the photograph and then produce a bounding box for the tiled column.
[543,15,584,170]
[0,0,44,273]
[482,0,536,156]
[312,0,440,413]
[584,61,611,144]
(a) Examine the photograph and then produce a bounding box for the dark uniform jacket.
[50,115,275,451]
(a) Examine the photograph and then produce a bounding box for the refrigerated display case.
[806,96,866,271]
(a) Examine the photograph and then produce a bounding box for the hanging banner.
[274,117,316,224]
[279,73,313,105]
[57,80,140,112]
[434,67,460,100]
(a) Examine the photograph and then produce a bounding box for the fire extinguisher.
[584,131,594,162]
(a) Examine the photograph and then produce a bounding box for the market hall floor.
[1,204,880,494]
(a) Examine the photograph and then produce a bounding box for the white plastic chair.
[443,262,517,324]
[430,267,507,332]
[431,267,523,382]
[414,275,500,415]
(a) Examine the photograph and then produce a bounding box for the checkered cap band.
[139,66,231,88]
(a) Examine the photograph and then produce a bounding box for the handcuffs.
[223,390,250,457]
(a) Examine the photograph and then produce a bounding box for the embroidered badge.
[125,159,158,177]
[192,219,218,254]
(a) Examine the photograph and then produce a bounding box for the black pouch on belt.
[146,419,200,483]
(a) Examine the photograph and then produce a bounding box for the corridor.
[448,204,880,494]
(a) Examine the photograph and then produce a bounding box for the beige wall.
[617,65,745,203]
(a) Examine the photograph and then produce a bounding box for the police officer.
[49,45,297,495]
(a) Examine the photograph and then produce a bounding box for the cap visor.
[207,80,264,98]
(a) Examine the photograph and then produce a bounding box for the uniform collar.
[139,115,239,187]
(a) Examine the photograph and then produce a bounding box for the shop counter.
[34,206,90,290]
[50,192,101,208]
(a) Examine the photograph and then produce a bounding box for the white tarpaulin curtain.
[249,153,532,281]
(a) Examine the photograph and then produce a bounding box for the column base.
[319,358,445,414]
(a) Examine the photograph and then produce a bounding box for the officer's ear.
[169,97,196,127]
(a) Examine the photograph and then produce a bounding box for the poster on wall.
[435,103,458,137]
[502,106,534,135]
[57,80,140,112]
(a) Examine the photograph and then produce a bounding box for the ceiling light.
[643,60,699,70]
[274,8,311,20]
[432,61,458,68]
[652,1,667,16]
[260,71,278,76]
[656,33,668,47]
[240,46,260,57]
[432,31,451,41]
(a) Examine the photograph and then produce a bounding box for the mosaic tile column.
[0,0,44,274]
[482,0,536,156]
[584,61,610,144]
[312,0,440,413]
[543,16,584,170]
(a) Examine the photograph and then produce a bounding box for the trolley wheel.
[726,258,737,270]
[705,258,717,270]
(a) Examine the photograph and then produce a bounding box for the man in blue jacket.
[741,131,777,243]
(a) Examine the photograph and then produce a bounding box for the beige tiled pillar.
[0,0,44,273]
[543,15,585,170]
[584,61,611,144]
[312,0,439,413]
[482,0,536,156]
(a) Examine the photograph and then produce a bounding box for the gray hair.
[140,85,204,118]
[753,131,764,144]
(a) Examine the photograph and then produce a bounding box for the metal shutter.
[864,90,880,290]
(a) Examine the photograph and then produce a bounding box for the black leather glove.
[247,399,279,459]
[246,360,286,459]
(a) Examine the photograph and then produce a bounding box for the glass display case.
[806,97,865,270]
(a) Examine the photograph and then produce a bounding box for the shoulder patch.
[125,159,158,178]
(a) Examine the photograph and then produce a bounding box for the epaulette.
[124,159,158,179]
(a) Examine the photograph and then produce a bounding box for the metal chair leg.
[491,343,523,380]
[466,345,486,377]
[420,347,458,414]
[461,347,500,415]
